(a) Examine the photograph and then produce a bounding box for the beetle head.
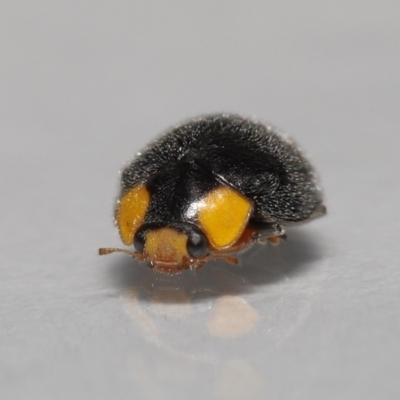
[133,223,209,273]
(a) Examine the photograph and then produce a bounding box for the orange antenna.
[98,247,137,257]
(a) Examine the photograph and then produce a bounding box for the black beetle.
[99,114,325,273]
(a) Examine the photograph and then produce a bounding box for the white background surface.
[1,1,399,399]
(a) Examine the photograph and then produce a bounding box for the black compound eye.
[133,226,147,253]
[187,231,209,258]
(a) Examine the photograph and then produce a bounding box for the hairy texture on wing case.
[121,114,323,225]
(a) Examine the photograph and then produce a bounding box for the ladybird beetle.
[99,114,326,274]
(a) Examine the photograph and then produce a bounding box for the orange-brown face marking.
[117,184,150,245]
[145,228,189,266]
[197,186,253,249]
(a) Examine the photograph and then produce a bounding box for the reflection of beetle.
[99,114,326,273]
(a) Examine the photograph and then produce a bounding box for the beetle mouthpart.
[150,255,208,274]
[150,261,185,274]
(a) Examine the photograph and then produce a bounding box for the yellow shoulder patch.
[117,184,150,245]
[197,186,252,249]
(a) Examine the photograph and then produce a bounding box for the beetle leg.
[265,234,287,245]
[254,223,285,244]
[217,254,239,265]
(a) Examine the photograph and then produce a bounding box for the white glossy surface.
[1,1,399,399]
